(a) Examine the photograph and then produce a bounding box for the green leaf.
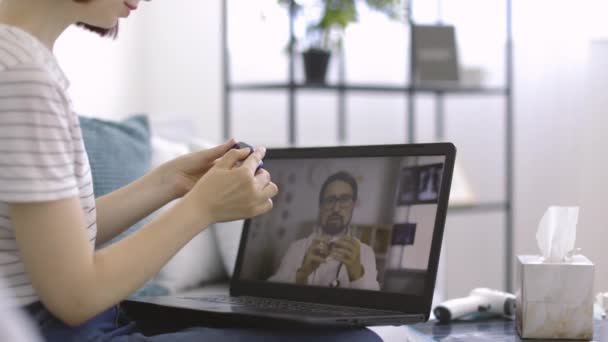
[365,0,402,20]
[317,0,358,30]
[276,0,402,50]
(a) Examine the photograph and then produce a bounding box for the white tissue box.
[516,255,594,339]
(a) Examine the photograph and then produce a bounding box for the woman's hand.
[182,146,279,225]
[154,139,237,200]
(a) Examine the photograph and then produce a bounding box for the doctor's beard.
[321,214,347,236]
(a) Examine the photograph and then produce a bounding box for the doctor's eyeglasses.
[321,195,354,209]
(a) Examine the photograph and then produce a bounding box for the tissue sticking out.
[535,206,579,263]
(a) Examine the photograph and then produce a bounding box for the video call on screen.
[240,155,446,295]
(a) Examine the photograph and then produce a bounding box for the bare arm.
[11,196,202,327]
[10,148,278,327]
[95,141,236,245]
[94,171,174,245]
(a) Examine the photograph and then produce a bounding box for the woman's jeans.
[24,301,382,342]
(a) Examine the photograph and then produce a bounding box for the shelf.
[447,201,509,214]
[229,82,508,95]
[222,0,514,291]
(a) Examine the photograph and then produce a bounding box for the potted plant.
[278,0,402,84]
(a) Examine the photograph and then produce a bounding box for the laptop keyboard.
[179,295,395,317]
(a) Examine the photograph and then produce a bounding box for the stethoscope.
[329,263,344,288]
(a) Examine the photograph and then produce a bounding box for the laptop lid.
[231,143,456,320]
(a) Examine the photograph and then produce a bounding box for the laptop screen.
[238,153,446,296]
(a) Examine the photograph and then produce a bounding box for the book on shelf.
[412,25,460,86]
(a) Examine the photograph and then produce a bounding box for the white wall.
[140,0,222,143]
[576,41,608,294]
[55,11,146,119]
[54,0,608,299]
[55,0,223,143]
[511,0,604,294]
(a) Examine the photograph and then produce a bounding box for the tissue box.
[516,255,594,339]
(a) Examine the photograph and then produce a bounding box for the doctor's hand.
[331,235,364,282]
[296,236,330,284]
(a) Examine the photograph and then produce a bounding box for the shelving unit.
[353,224,393,286]
[221,0,514,291]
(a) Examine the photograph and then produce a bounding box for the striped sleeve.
[0,63,78,202]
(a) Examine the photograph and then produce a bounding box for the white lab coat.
[268,232,380,290]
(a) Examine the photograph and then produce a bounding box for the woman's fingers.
[260,181,279,199]
[250,198,273,217]
[242,147,266,174]
[255,169,271,188]
[183,139,236,172]
[215,148,251,169]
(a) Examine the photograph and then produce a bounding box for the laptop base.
[122,296,424,334]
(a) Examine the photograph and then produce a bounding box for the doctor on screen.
[269,171,380,290]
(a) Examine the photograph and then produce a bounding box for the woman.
[0,0,276,336]
[0,0,381,341]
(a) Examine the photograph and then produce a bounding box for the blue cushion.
[80,115,169,298]
[80,115,151,198]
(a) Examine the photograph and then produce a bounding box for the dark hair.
[73,0,118,38]
[318,171,358,205]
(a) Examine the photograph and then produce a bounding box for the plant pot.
[303,48,331,84]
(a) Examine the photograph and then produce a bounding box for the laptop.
[125,142,456,327]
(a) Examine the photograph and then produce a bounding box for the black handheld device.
[232,141,264,172]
